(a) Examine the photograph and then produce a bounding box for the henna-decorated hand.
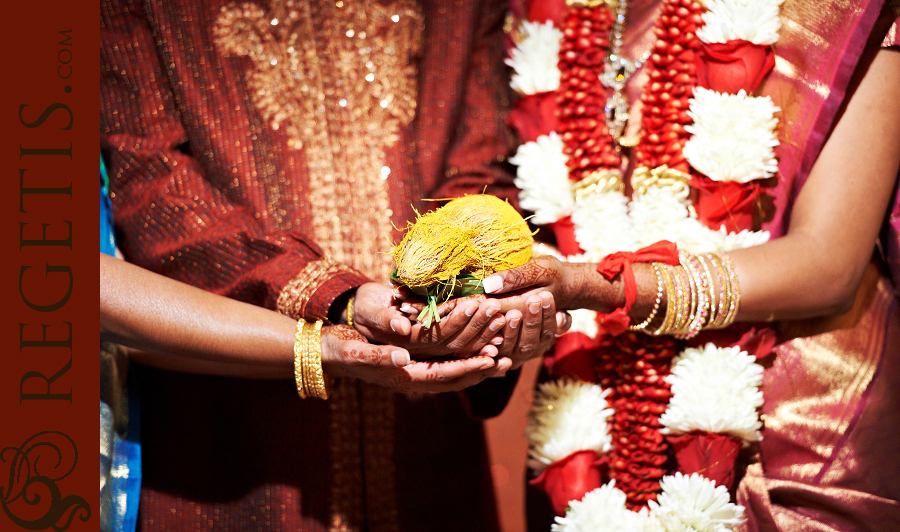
[481,255,568,304]
[393,288,571,370]
[481,255,605,313]
[494,291,572,370]
[351,282,506,359]
[321,325,511,393]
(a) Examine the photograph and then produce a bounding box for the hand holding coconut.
[319,323,511,394]
[390,194,567,368]
[348,281,513,360]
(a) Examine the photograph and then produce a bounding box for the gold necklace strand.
[599,0,651,148]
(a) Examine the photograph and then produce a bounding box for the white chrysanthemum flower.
[527,380,614,473]
[668,222,729,255]
[717,226,770,251]
[567,308,599,338]
[683,88,780,183]
[628,188,720,253]
[572,189,638,260]
[506,21,563,95]
[697,0,785,45]
[660,343,764,442]
[511,133,574,224]
[552,482,662,532]
[649,473,746,532]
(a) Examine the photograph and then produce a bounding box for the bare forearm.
[732,47,900,322]
[100,253,296,378]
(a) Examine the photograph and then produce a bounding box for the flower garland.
[506,0,784,525]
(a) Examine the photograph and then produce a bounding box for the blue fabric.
[103,370,141,532]
[100,154,141,532]
[100,156,116,257]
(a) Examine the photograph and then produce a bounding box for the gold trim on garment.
[276,257,353,321]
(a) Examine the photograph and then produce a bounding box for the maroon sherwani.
[100,0,519,530]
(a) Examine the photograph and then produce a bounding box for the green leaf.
[392,270,485,328]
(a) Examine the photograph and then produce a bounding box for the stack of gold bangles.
[293,319,330,399]
[630,251,741,339]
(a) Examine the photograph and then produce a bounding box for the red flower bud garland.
[507,0,780,520]
[594,331,679,510]
[633,0,704,172]
[558,5,620,180]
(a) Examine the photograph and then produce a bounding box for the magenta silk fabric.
[731,2,900,529]
[757,2,900,297]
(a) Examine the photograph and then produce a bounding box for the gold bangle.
[669,262,693,336]
[705,253,731,329]
[698,254,719,327]
[651,264,677,336]
[684,252,711,339]
[293,319,329,400]
[293,319,308,399]
[630,263,663,332]
[720,253,741,329]
[306,320,329,400]
[346,295,355,327]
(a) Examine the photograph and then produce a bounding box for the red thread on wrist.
[596,240,679,335]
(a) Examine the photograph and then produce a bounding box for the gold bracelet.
[629,263,663,332]
[705,253,731,329]
[306,320,329,399]
[293,319,329,400]
[651,264,678,336]
[720,253,741,329]
[675,252,707,339]
[697,254,719,327]
[346,295,355,327]
[293,319,308,399]
[670,262,693,336]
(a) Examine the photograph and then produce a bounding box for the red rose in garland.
[696,40,775,94]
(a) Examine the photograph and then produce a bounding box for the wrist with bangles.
[598,245,742,338]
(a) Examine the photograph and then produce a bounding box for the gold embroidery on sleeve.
[276,257,352,321]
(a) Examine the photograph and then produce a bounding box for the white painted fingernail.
[400,304,416,314]
[509,318,520,329]
[390,319,398,333]
[485,305,499,318]
[465,303,477,317]
[491,336,503,345]
[482,276,502,294]
[391,351,410,367]
[489,319,503,331]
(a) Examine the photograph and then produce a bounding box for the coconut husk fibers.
[393,194,535,288]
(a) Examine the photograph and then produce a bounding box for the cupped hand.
[494,291,571,370]
[397,288,572,370]
[320,325,512,393]
[352,282,506,358]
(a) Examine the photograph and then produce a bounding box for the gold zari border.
[277,257,353,321]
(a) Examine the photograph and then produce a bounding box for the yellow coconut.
[393,194,534,288]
